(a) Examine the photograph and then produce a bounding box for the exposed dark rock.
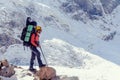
[101,0,120,14]
[61,0,119,20]
[102,31,116,41]
[62,3,80,13]
[0,33,21,48]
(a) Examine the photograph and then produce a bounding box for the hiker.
[29,26,46,71]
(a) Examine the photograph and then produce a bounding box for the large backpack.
[20,25,35,47]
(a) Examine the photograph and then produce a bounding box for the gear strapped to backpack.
[21,20,37,48]
[20,25,35,47]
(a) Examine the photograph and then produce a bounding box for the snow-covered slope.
[0,0,120,65]
[1,65,120,80]
[1,39,120,80]
[0,0,120,80]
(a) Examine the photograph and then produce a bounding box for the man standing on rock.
[29,26,46,71]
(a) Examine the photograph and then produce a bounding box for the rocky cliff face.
[0,0,119,53]
[101,0,120,13]
[61,0,120,20]
[0,34,21,48]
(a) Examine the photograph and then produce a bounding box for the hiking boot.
[39,64,46,68]
[29,68,36,72]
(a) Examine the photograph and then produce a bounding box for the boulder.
[36,67,56,80]
[0,59,15,77]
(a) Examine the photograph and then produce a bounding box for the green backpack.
[21,25,35,47]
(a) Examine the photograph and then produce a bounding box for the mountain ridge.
[0,0,120,67]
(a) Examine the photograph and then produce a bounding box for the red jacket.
[31,33,39,47]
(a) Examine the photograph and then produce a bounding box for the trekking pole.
[39,46,48,66]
